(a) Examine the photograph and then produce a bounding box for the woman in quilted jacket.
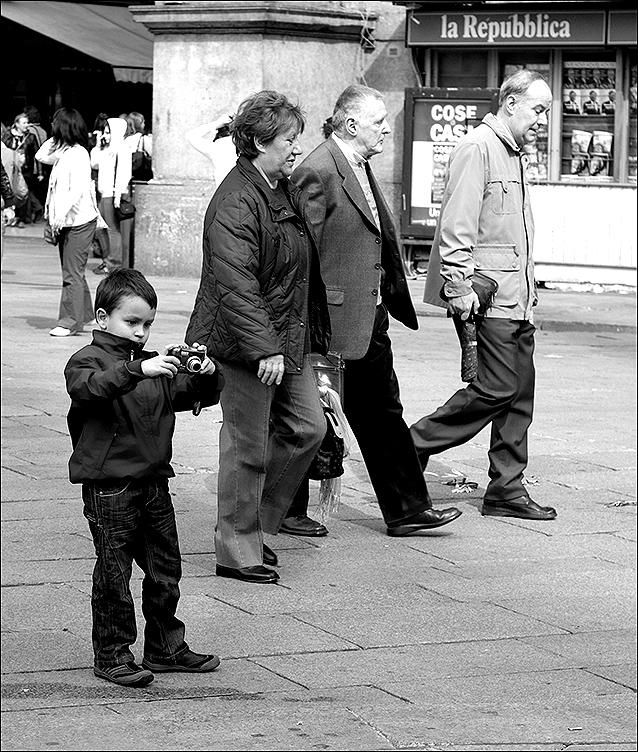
[186,90,331,585]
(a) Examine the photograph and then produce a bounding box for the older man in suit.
[282,84,461,538]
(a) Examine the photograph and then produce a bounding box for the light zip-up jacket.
[36,139,98,230]
[424,112,537,321]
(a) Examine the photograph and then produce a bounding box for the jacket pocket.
[474,244,520,308]
[488,179,520,215]
[326,287,345,306]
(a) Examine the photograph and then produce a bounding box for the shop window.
[436,51,488,88]
[561,56,617,183]
[628,55,637,185]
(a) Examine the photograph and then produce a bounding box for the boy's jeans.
[82,478,188,669]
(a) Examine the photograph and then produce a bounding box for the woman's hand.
[257,354,285,386]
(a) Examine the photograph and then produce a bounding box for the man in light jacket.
[410,70,557,521]
[288,84,461,538]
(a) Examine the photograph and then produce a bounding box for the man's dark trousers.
[410,318,536,501]
[289,304,431,525]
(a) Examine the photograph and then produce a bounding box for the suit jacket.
[291,137,417,360]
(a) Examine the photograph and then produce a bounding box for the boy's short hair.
[95,268,158,314]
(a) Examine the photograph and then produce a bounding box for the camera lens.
[185,357,202,373]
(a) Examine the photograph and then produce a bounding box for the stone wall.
[132,0,415,277]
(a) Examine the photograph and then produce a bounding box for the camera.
[167,344,206,373]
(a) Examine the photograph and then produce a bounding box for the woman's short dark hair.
[95,268,158,315]
[232,90,305,159]
[51,108,89,149]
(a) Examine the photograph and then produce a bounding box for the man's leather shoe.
[280,514,328,537]
[216,564,279,583]
[387,507,462,536]
[482,497,557,520]
[263,544,278,567]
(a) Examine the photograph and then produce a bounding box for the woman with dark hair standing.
[186,90,331,584]
[36,108,101,337]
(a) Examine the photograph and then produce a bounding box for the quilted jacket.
[186,156,330,373]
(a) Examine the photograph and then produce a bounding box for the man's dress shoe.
[280,514,328,537]
[216,564,279,583]
[263,544,278,567]
[387,507,462,537]
[482,497,557,520]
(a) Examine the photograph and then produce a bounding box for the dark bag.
[440,272,499,383]
[115,199,136,222]
[43,222,59,245]
[131,135,153,182]
[308,403,345,480]
[307,353,347,481]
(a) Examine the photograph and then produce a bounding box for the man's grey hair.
[332,84,384,132]
[499,69,549,107]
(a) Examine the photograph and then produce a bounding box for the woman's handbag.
[43,222,59,245]
[307,353,351,521]
[308,400,346,481]
[131,135,153,182]
[115,199,136,222]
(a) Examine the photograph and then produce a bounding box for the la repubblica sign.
[406,11,607,47]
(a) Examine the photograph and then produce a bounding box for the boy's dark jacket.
[64,330,223,483]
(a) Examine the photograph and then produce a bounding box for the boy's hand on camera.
[198,356,216,375]
[141,354,179,378]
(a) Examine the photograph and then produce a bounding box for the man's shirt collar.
[331,133,368,168]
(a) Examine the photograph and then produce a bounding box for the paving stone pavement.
[1,234,636,751]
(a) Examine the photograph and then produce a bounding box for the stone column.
[130,1,376,276]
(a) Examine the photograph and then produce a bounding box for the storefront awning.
[1,1,154,83]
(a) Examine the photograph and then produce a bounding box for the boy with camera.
[64,268,224,687]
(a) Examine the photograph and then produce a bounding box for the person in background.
[88,114,111,261]
[185,90,331,584]
[24,105,49,210]
[36,107,101,337]
[64,268,223,687]
[1,124,28,230]
[125,111,153,182]
[289,85,461,538]
[90,117,129,274]
[186,111,237,188]
[1,160,15,257]
[4,112,42,227]
[119,111,153,268]
[410,70,557,522]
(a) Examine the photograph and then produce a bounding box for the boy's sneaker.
[94,661,154,687]
[142,649,220,673]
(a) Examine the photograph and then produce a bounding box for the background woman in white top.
[90,117,129,274]
[36,108,100,337]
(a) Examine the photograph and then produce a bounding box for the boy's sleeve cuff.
[124,359,146,377]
